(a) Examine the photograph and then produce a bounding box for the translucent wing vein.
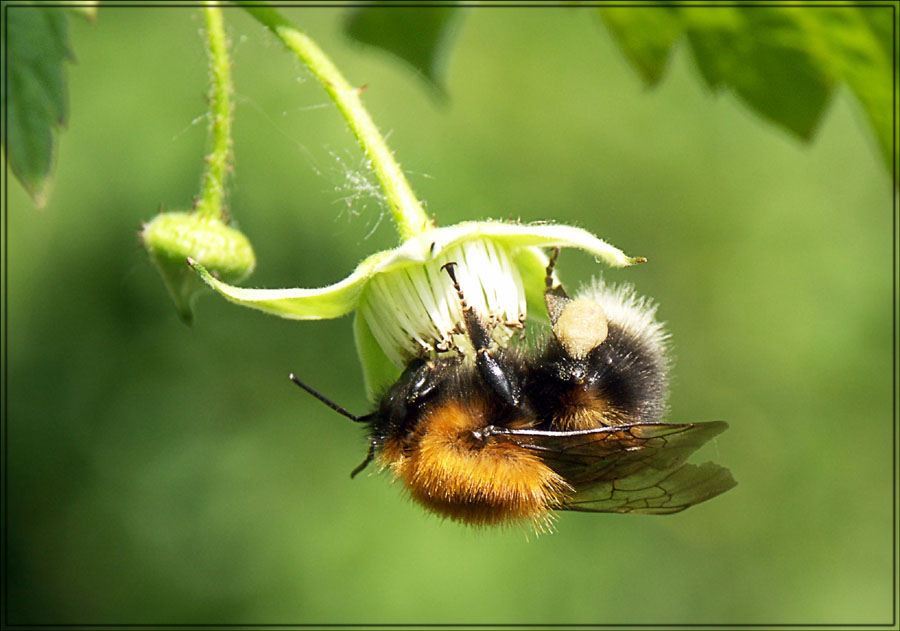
[492,421,736,514]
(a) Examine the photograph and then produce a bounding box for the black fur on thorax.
[365,318,668,448]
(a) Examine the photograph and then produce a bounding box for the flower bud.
[141,211,256,324]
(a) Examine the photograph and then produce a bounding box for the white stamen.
[359,238,526,366]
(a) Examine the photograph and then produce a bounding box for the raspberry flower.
[190,221,643,400]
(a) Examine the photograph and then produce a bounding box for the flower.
[189,220,643,401]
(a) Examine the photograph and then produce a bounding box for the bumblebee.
[292,250,736,530]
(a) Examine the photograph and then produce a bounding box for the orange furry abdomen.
[379,398,569,528]
[554,386,627,430]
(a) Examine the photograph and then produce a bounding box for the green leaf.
[344,2,460,93]
[61,1,99,22]
[681,7,834,140]
[599,5,896,185]
[811,6,895,185]
[1,4,73,207]
[600,7,682,85]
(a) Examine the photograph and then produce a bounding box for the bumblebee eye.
[553,298,609,360]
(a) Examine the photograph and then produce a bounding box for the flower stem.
[196,2,233,221]
[235,1,434,242]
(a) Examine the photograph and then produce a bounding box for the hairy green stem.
[197,2,233,220]
[235,1,434,242]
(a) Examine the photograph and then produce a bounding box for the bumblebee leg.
[350,440,376,478]
[544,247,571,326]
[544,246,561,292]
[441,262,521,407]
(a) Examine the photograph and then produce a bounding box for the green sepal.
[353,311,401,404]
[513,246,553,326]
[188,220,643,322]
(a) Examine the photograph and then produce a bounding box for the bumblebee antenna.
[290,373,375,478]
[289,373,363,423]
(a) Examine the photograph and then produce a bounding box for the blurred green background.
[4,5,893,625]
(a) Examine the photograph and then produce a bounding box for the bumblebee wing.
[562,459,736,515]
[493,422,736,514]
